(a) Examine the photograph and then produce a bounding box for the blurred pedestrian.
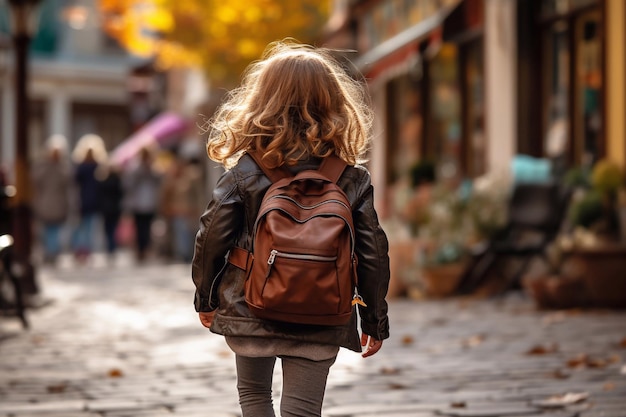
[71,134,107,262]
[96,161,124,257]
[192,41,390,417]
[159,156,203,262]
[123,146,162,262]
[31,135,72,264]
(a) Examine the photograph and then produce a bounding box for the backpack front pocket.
[262,248,343,315]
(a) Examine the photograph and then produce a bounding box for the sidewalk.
[1,252,625,417]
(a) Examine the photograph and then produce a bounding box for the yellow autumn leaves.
[98,0,330,86]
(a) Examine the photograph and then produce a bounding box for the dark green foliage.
[409,160,436,188]
[568,190,604,229]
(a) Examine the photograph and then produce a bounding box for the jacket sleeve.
[353,170,391,340]
[191,168,244,312]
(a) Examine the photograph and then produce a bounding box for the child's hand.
[360,333,383,358]
[199,311,216,328]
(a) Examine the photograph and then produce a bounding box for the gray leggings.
[235,354,337,417]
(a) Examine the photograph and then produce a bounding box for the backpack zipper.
[270,195,351,212]
[268,249,338,264]
[253,208,356,256]
[266,249,338,277]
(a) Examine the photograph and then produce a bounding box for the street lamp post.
[8,0,41,295]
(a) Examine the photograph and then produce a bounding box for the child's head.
[72,134,108,165]
[204,40,374,169]
[45,134,68,159]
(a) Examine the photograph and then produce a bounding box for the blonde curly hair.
[202,40,374,169]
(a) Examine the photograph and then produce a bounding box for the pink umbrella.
[111,112,190,167]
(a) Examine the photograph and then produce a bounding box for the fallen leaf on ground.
[31,335,45,345]
[380,367,401,375]
[619,337,626,348]
[108,368,124,378]
[535,392,589,408]
[603,382,615,391]
[608,354,621,364]
[526,343,559,355]
[388,383,407,390]
[567,354,589,368]
[401,335,414,346]
[550,369,570,379]
[586,357,607,368]
[566,353,619,369]
[47,383,67,394]
[450,401,466,408]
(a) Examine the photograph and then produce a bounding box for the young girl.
[192,41,390,417]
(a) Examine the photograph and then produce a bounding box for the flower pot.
[419,262,466,298]
[567,244,626,308]
[523,275,589,309]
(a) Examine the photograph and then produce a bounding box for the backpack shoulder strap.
[318,155,347,184]
[247,150,290,184]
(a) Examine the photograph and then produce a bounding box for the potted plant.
[557,159,626,308]
[567,159,622,238]
[409,178,508,298]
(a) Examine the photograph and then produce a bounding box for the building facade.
[324,0,626,217]
[518,0,624,171]
[0,0,138,175]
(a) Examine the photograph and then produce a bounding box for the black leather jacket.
[191,154,390,352]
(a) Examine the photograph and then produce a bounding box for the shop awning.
[111,112,190,166]
[355,0,462,76]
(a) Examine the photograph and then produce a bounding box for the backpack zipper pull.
[351,294,367,307]
[267,249,278,265]
[266,250,278,278]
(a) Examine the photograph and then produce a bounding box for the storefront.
[518,0,605,172]
[357,0,485,182]
[352,0,485,217]
[0,0,134,174]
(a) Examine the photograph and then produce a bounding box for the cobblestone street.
[1,253,625,417]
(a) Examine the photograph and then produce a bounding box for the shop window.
[574,11,602,164]
[543,21,570,161]
[539,1,603,167]
[428,43,462,180]
[461,39,485,177]
[386,74,424,183]
[384,74,426,225]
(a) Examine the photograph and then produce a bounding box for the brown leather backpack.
[229,151,362,326]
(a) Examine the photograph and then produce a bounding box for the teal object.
[31,0,59,55]
[511,155,552,184]
[0,0,59,55]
